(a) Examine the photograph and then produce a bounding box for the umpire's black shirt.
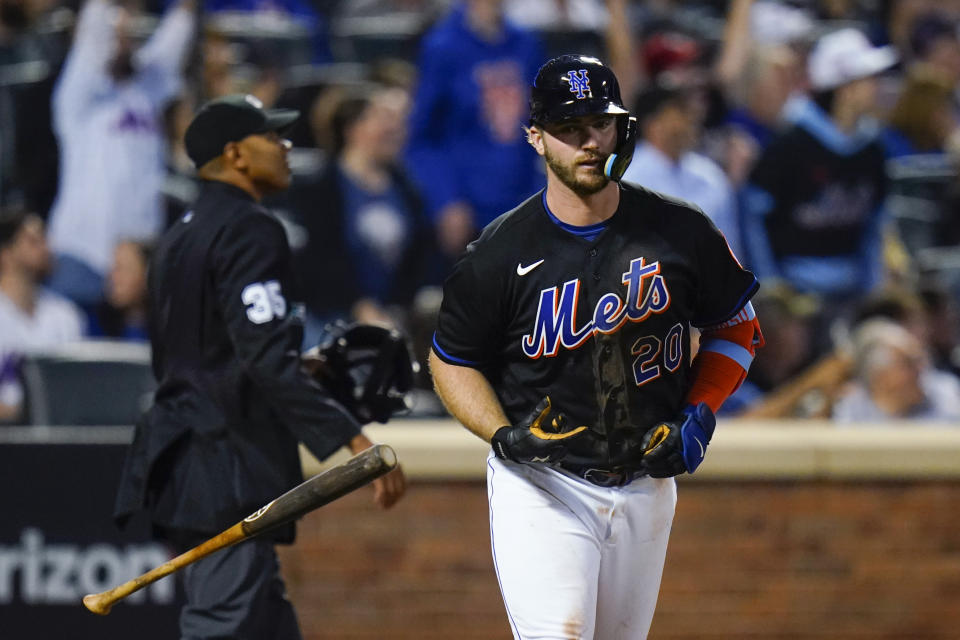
[115,180,361,541]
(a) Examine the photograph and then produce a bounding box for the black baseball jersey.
[115,180,361,540]
[433,183,757,454]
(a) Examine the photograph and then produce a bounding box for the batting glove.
[491,397,588,464]
[640,403,716,477]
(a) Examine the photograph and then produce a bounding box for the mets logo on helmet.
[565,70,592,99]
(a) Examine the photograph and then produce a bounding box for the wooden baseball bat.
[82,444,397,615]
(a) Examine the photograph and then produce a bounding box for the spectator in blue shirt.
[405,0,544,263]
[288,83,436,347]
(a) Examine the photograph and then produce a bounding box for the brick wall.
[278,480,960,640]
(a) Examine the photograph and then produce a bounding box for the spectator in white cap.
[740,28,898,311]
[807,28,898,97]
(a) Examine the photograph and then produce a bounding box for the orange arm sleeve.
[685,317,764,413]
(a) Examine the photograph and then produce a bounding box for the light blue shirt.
[622,142,742,260]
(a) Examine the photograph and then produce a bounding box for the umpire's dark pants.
[176,537,302,640]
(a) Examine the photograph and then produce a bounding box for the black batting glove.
[641,403,716,478]
[639,422,686,478]
[491,397,588,464]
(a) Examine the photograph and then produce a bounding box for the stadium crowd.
[1,0,960,424]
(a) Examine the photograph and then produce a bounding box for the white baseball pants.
[487,454,676,640]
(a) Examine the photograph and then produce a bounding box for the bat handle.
[82,592,117,616]
[82,523,246,615]
[82,568,165,616]
[81,553,183,616]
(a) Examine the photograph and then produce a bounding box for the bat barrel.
[377,443,398,468]
[240,444,398,537]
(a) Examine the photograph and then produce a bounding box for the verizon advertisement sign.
[0,528,173,606]
[1,436,180,638]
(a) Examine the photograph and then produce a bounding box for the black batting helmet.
[529,54,638,182]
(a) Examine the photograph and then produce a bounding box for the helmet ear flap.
[604,116,638,182]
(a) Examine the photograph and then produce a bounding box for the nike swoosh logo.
[530,456,551,463]
[517,259,545,276]
[693,436,705,458]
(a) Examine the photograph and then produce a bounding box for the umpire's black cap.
[184,94,300,168]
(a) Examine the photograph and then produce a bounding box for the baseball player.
[429,55,764,639]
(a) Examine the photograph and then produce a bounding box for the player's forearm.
[428,350,509,442]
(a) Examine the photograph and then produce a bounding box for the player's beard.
[543,144,609,196]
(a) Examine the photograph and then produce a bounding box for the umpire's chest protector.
[434,184,757,435]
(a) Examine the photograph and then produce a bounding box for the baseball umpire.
[429,55,764,639]
[114,94,406,639]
